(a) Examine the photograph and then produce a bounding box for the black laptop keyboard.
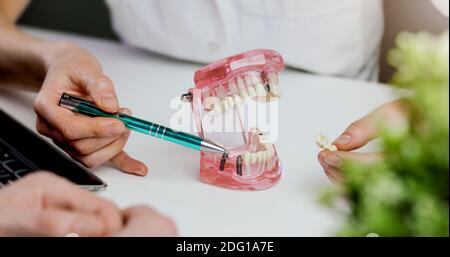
[0,139,37,187]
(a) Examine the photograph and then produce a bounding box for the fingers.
[110,151,148,176]
[19,173,123,236]
[69,134,123,155]
[37,99,146,175]
[35,107,126,140]
[324,166,344,183]
[36,117,122,155]
[69,130,147,176]
[35,116,65,142]
[29,209,105,236]
[36,107,147,175]
[40,121,147,176]
[116,205,177,237]
[69,130,131,169]
[317,151,343,183]
[317,150,383,183]
[70,68,119,113]
[0,207,104,237]
[333,101,408,151]
[51,131,147,176]
[318,150,383,169]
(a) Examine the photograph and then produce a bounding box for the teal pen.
[59,93,227,155]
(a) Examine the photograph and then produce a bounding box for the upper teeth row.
[203,73,280,114]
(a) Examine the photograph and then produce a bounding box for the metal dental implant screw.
[219,151,229,171]
[180,92,193,102]
[236,155,243,176]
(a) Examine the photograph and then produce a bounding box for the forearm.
[0,0,29,22]
[0,13,51,91]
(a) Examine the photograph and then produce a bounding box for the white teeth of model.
[240,89,249,99]
[210,97,223,114]
[212,104,223,114]
[259,134,271,144]
[270,82,281,97]
[264,144,275,158]
[269,148,275,158]
[265,150,271,160]
[204,96,221,112]
[243,152,251,167]
[251,75,261,85]
[222,98,230,111]
[233,94,242,106]
[228,80,237,93]
[250,152,258,164]
[241,148,273,172]
[236,77,248,99]
[244,76,254,87]
[269,72,279,84]
[258,151,268,162]
[226,96,234,108]
[255,83,267,96]
[247,86,257,97]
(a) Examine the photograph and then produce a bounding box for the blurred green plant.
[321,31,449,236]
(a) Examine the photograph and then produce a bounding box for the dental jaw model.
[182,49,284,190]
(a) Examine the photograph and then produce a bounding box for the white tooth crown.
[267,72,281,97]
[233,95,242,105]
[316,134,337,152]
[255,83,267,96]
[247,86,257,97]
[237,76,248,99]
[203,96,221,112]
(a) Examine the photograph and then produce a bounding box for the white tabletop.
[0,27,399,236]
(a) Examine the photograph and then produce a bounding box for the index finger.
[38,104,126,140]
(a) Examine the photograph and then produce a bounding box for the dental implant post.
[236,155,243,176]
[219,151,229,171]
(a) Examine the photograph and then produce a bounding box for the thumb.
[333,101,407,151]
[333,114,378,151]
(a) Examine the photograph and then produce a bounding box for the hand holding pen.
[59,93,227,156]
[33,43,147,176]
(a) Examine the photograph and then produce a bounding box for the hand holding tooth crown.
[185,49,284,190]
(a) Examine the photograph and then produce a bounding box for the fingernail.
[101,93,118,108]
[136,166,147,175]
[324,154,342,167]
[334,134,352,145]
[109,122,124,134]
